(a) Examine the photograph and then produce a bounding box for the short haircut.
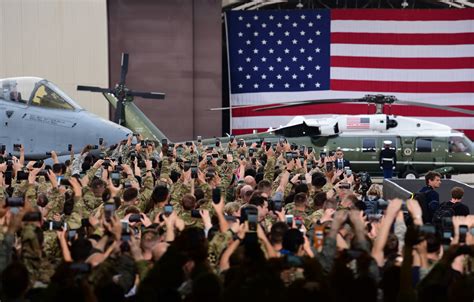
[70,238,93,262]
[151,185,169,204]
[244,168,256,178]
[311,172,327,188]
[451,186,464,199]
[194,187,205,201]
[248,194,266,207]
[90,178,105,189]
[323,198,337,210]
[270,222,289,244]
[124,206,140,216]
[294,183,309,195]
[313,192,327,208]
[182,194,197,211]
[425,171,441,185]
[293,192,307,206]
[123,187,139,202]
[257,179,272,192]
[342,194,359,207]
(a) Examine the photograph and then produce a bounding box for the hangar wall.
[108,0,222,142]
[0,0,109,118]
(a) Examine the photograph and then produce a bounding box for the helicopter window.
[415,138,432,153]
[31,84,74,110]
[362,138,376,152]
[449,136,471,153]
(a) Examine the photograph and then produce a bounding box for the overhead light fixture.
[401,0,409,8]
[296,0,304,8]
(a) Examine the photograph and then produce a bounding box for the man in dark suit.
[334,149,350,170]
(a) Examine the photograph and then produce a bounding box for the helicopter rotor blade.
[77,85,112,93]
[209,104,269,111]
[129,90,165,100]
[253,98,361,111]
[119,53,129,85]
[394,100,474,116]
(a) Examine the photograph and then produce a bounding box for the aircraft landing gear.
[402,169,419,179]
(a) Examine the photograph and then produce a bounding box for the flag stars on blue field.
[229,10,329,92]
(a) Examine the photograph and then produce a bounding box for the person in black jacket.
[418,171,442,223]
[334,149,350,171]
[444,186,470,216]
[379,140,397,179]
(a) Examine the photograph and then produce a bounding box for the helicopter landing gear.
[402,169,419,179]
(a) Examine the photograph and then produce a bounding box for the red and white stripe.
[230,9,474,139]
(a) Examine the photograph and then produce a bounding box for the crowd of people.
[0,135,472,302]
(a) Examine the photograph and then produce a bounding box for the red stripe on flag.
[331,56,474,69]
[330,80,474,93]
[460,129,474,139]
[331,9,474,21]
[331,32,474,45]
[231,104,474,118]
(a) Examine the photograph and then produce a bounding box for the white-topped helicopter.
[212,94,474,178]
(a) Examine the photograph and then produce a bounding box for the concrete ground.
[373,173,474,186]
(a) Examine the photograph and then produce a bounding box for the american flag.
[225,9,474,138]
[347,117,370,129]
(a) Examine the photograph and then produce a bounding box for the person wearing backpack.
[446,187,469,216]
[418,171,441,222]
[431,186,469,226]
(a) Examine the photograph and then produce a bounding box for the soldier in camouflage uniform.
[82,178,106,216]
[21,223,55,285]
[176,194,203,229]
[285,192,312,228]
[116,187,139,219]
[145,185,169,222]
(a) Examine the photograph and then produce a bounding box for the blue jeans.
[383,169,393,179]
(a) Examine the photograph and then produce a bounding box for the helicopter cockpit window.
[449,136,471,153]
[415,138,432,153]
[362,138,376,152]
[31,84,74,110]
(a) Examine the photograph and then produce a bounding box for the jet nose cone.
[100,120,132,144]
